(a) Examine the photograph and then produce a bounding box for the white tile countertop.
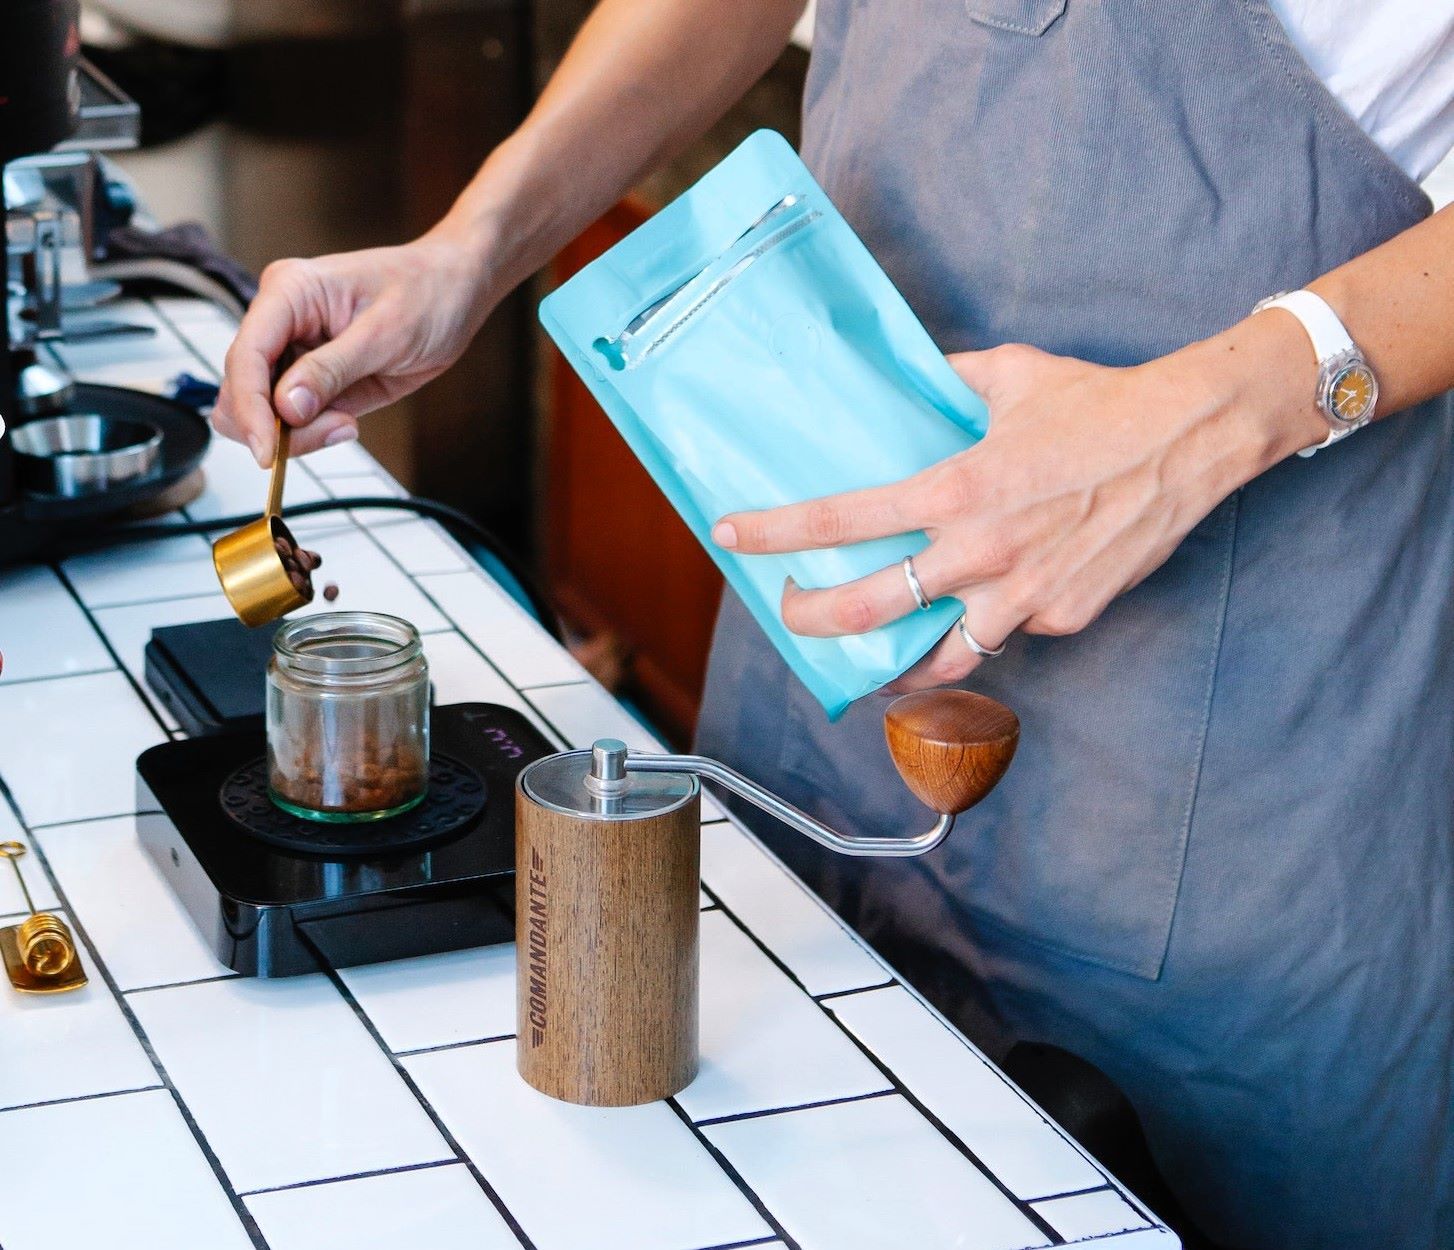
[0,295,1180,1250]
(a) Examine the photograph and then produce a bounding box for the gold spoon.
[212,417,311,627]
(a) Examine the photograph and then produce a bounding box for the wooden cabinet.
[540,202,724,747]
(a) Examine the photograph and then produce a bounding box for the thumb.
[946,343,1045,408]
[274,311,394,426]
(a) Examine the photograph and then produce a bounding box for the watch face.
[1330,363,1376,424]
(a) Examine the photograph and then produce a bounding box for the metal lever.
[626,751,954,857]
[587,689,1021,860]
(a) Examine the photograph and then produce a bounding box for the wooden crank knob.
[883,690,1019,815]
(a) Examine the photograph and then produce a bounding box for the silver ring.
[902,556,932,612]
[957,615,1006,658]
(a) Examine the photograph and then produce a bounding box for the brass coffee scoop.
[0,841,87,993]
[212,417,310,627]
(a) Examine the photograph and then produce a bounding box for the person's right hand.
[213,233,492,465]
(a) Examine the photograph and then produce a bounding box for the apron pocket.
[948,496,1239,980]
[966,0,1067,36]
[769,494,1239,983]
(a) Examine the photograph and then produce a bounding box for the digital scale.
[137,703,555,977]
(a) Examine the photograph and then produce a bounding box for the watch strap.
[1255,289,1354,363]
[1253,288,1365,458]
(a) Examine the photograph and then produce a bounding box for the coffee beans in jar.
[266,613,429,822]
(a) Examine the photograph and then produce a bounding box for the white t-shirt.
[1265,2,1454,180]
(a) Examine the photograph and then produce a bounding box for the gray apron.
[695,3,1454,1246]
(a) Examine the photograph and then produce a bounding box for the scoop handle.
[264,419,290,518]
[883,689,1020,816]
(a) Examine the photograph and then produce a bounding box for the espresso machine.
[1,0,210,564]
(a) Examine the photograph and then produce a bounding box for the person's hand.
[213,232,492,465]
[712,323,1325,692]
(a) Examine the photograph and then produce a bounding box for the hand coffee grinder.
[515,688,1019,1106]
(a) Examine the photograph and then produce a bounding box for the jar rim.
[273,611,423,678]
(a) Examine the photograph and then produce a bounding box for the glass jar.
[266,612,430,823]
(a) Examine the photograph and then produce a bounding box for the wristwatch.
[1252,289,1378,457]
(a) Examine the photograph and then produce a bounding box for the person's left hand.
[712,329,1323,692]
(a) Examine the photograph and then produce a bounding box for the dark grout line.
[394,1034,515,1058]
[515,678,591,693]
[875,963,1129,1205]
[29,809,157,831]
[349,523,568,743]
[699,881,1068,1247]
[692,1087,896,1128]
[50,563,177,738]
[238,1157,458,1199]
[144,296,223,385]
[0,1084,164,1116]
[306,949,538,1250]
[0,665,116,689]
[124,972,242,996]
[0,781,273,1250]
[665,1096,801,1250]
[83,587,230,613]
[1030,1183,1114,1205]
[813,980,896,1003]
[690,1237,782,1250]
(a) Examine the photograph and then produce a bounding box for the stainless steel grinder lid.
[519,739,698,821]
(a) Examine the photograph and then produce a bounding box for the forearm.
[1178,202,1454,481]
[1310,202,1454,415]
[431,0,804,305]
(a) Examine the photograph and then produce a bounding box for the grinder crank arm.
[610,689,1020,858]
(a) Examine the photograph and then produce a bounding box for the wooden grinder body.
[516,779,700,1106]
[513,689,1018,1107]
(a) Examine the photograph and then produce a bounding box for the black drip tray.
[220,754,486,857]
[136,703,554,977]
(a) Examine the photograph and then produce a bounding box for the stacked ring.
[902,556,932,612]
[957,616,1006,658]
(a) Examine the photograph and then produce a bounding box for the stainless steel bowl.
[11,414,164,498]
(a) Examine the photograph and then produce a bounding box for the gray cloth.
[695,2,1454,1247]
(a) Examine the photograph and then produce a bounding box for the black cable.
[54,495,563,642]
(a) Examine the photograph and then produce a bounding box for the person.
[214,3,1454,1245]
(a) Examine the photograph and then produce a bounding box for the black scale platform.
[137,703,555,977]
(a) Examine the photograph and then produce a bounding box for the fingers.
[714,476,925,555]
[781,542,966,638]
[274,309,395,429]
[285,412,361,457]
[216,310,294,467]
[779,509,1025,638]
[883,588,1025,694]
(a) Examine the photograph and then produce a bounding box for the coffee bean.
[287,570,310,594]
[322,583,339,602]
[273,537,291,557]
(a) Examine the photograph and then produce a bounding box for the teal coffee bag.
[540,131,987,717]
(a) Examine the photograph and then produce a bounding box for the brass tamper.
[0,840,88,993]
[212,417,311,627]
